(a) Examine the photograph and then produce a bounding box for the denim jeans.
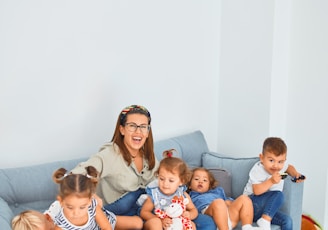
[103,188,217,229]
[193,214,216,230]
[103,188,145,216]
[250,191,292,230]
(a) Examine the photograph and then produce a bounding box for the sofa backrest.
[0,130,209,229]
[0,157,87,216]
[202,152,259,198]
[154,130,209,168]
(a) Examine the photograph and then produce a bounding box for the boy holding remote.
[243,137,305,230]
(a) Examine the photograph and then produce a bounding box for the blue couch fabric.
[0,130,303,230]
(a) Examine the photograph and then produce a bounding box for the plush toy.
[155,195,193,230]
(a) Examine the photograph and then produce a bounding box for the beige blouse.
[71,142,159,204]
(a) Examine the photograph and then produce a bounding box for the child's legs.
[271,211,293,230]
[205,199,230,230]
[115,215,143,230]
[250,191,284,221]
[143,217,163,230]
[103,188,145,216]
[228,195,254,227]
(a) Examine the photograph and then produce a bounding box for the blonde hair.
[12,210,47,230]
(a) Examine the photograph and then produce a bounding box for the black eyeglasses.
[125,122,151,133]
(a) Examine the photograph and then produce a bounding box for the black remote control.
[291,174,305,182]
[280,173,288,179]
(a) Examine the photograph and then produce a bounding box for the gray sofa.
[0,130,303,230]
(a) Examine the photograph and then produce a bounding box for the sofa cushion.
[155,130,209,168]
[0,197,13,230]
[207,168,232,198]
[0,157,87,216]
[202,152,259,198]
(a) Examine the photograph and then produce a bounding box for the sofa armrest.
[281,177,304,230]
[0,197,13,230]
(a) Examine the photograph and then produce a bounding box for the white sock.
[242,224,264,230]
[257,218,271,230]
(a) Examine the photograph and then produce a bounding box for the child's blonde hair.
[12,210,49,230]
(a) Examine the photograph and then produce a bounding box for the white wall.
[0,1,221,168]
[288,1,328,228]
[217,0,328,228]
[1,0,327,228]
[218,1,275,156]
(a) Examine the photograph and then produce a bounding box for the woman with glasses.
[71,105,158,229]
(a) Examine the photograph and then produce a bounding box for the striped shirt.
[54,197,116,230]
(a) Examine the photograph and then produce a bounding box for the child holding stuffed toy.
[140,149,198,230]
[243,137,306,230]
[189,167,262,230]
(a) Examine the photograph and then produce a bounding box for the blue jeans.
[103,188,145,216]
[250,191,292,230]
[193,214,216,230]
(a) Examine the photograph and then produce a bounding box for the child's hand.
[182,210,191,219]
[161,217,172,229]
[270,172,282,184]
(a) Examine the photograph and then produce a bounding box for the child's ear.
[259,153,264,162]
[57,196,62,204]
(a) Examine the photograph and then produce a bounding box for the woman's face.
[120,113,150,154]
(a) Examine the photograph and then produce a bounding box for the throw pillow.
[202,152,259,198]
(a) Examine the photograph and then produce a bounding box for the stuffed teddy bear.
[155,195,193,230]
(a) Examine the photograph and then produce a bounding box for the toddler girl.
[52,166,116,230]
[140,149,198,230]
[189,168,262,230]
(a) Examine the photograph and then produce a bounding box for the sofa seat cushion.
[202,152,259,198]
